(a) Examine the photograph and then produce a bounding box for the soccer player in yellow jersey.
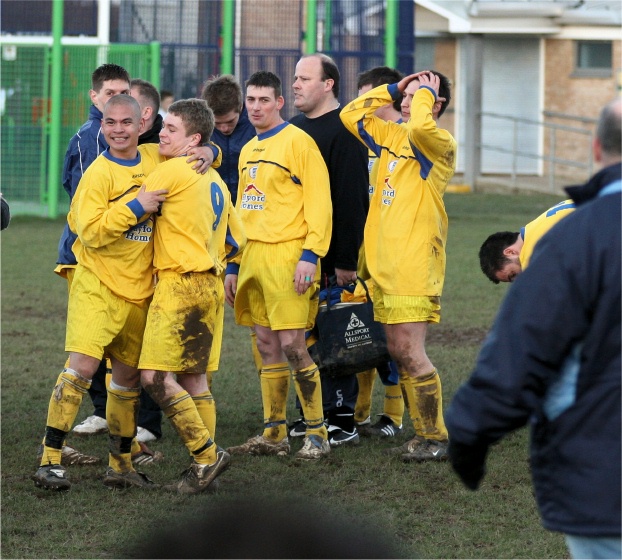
[479,199,576,283]
[353,66,406,440]
[340,71,457,462]
[32,95,168,491]
[138,99,246,494]
[225,71,333,461]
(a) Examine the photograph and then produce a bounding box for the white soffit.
[415,0,621,34]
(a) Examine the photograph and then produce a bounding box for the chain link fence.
[0,42,156,213]
[2,0,408,215]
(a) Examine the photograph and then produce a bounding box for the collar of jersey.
[102,148,141,166]
[257,121,289,141]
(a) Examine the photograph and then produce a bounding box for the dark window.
[575,41,612,77]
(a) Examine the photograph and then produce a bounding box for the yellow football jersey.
[341,84,457,296]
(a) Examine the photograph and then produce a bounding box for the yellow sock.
[206,370,214,390]
[383,383,405,426]
[293,364,327,439]
[193,390,217,439]
[260,363,290,441]
[130,439,141,455]
[107,383,140,472]
[250,329,263,375]
[41,369,91,466]
[400,371,424,435]
[355,369,375,423]
[164,390,216,465]
[411,370,448,441]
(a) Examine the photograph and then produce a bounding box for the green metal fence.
[1,1,414,218]
[0,41,157,217]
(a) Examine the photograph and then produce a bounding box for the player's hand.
[417,71,441,98]
[335,268,357,287]
[224,274,238,307]
[187,146,213,174]
[294,261,317,295]
[136,185,167,214]
[396,71,429,93]
[447,440,489,491]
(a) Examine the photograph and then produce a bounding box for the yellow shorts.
[62,267,76,293]
[234,239,319,330]
[139,271,223,373]
[65,266,149,367]
[372,286,441,325]
[54,263,76,281]
[207,278,224,373]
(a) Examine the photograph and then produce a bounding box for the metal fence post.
[549,127,555,191]
[221,0,235,74]
[150,41,160,89]
[305,0,317,54]
[47,0,63,219]
[385,0,397,68]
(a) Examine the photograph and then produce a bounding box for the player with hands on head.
[353,65,406,440]
[340,69,456,463]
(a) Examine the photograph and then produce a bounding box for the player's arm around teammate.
[138,99,246,494]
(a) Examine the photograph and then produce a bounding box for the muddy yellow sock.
[41,368,91,466]
[130,439,141,455]
[383,383,405,426]
[400,371,424,435]
[411,370,448,441]
[164,390,215,465]
[260,363,290,441]
[293,364,327,439]
[193,390,217,439]
[107,382,140,472]
[250,329,263,375]
[355,369,375,423]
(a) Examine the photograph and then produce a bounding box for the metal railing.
[477,111,596,192]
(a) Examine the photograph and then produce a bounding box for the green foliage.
[1,194,567,559]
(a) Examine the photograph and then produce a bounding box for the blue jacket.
[446,163,621,537]
[57,105,107,266]
[209,106,255,203]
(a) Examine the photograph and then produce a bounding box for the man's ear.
[432,99,443,118]
[502,245,520,257]
[189,133,202,148]
[592,136,603,164]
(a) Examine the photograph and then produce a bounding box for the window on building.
[415,38,436,72]
[575,41,612,77]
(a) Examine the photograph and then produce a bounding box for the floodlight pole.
[47,0,63,219]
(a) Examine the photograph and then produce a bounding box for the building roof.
[416,0,621,34]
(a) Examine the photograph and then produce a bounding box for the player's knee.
[281,343,308,368]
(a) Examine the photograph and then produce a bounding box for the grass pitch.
[1,192,569,559]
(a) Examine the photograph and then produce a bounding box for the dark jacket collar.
[138,113,163,146]
[565,163,622,205]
